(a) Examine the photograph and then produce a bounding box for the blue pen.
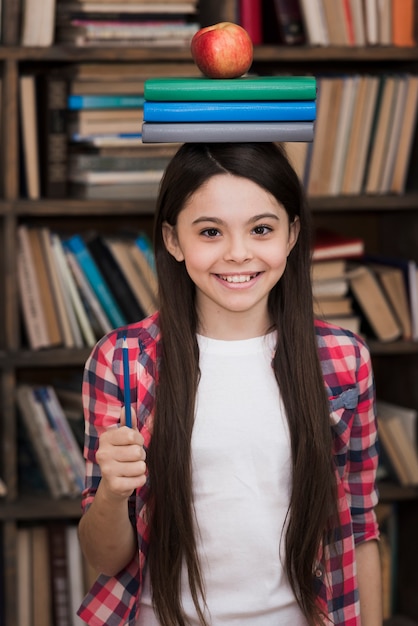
[122,336,132,427]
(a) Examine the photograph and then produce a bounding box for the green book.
[144,76,317,102]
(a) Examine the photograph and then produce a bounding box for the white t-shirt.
[138,333,307,625]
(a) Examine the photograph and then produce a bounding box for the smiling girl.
[78,142,381,626]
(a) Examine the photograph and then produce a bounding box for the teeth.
[220,275,255,283]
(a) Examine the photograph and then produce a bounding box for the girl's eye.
[252,225,272,236]
[201,228,220,238]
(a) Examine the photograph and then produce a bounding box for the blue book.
[64,234,127,329]
[141,121,314,144]
[135,231,156,273]
[143,100,316,123]
[68,94,145,110]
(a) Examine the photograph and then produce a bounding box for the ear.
[287,216,300,256]
[162,221,185,262]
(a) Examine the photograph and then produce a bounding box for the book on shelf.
[363,0,379,45]
[311,258,347,282]
[0,477,6,497]
[239,0,262,44]
[341,74,380,195]
[367,261,412,341]
[27,228,63,348]
[56,19,199,46]
[282,141,309,182]
[65,525,87,626]
[57,1,198,13]
[312,277,349,299]
[50,233,85,348]
[363,254,418,341]
[375,503,397,619]
[16,385,69,498]
[298,0,328,45]
[312,229,365,262]
[313,296,353,318]
[70,180,160,199]
[105,237,158,317]
[322,0,350,45]
[272,0,306,46]
[392,0,416,47]
[68,114,143,138]
[19,74,40,200]
[68,93,145,109]
[141,121,315,144]
[34,385,85,495]
[377,399,418,487]
[348,0,366,46]
[39,227,76,348]
[62,245,105,343]
[17,225,51,350]
[37,69,70,198]
[144,76,317,102]
[134,230,156,273]
[307,77,342,196]
[86,233,147,323]
[328,75,360,196]
[17,527,32,626]
[364,75,398,195]
[47,523,73,626]
[21,0,56,46]
[391,74,418,194]
[64,233,127,329]
[143,100,316,123]
[347,264,402,343]
[32,525,53,626]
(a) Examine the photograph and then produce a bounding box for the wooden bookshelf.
[1,0,418,624]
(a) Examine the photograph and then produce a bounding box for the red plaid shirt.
[78,312,379,625]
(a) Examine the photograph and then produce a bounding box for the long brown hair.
[147,143,337,625]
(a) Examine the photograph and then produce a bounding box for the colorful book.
[143,76,317,102]
[141,121,314,143]
[64,234,127,329]
[68,94,145,109]
[143,100,316,123]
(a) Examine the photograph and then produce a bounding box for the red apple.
[191,22,253,79]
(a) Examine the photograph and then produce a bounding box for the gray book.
[141,121,314,143]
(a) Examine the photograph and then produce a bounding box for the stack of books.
[141,76,317,143]
[55,0,200,47]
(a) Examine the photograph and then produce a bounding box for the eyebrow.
[191,212,280,226]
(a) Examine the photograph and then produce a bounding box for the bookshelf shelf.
[1,44,417,64]
[1,195,418,217]
[0,496,82,521]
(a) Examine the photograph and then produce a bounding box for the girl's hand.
[96,406,147,501]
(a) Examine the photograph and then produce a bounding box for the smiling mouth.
[218,273,259,283]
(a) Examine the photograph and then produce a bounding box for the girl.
[78,142,381,626]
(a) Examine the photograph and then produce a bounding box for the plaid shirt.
[78,312,379,626]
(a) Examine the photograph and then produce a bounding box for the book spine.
[65,234,127,329]
[48,523,72,626]
[143,100,316,123]
[273,0,306,45]
[16,385,64,499]
[50,234,85,348]
[64,248,113,336]
[38,73,69,198]
[41,386,86,488]
[239,0,263,45]
[87,235,146,322]
[143,77,317,101]
[17,225,50,350]
[68,94,145,109]
[141,121,314,144]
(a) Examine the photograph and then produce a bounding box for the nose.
[224,234,252,263]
